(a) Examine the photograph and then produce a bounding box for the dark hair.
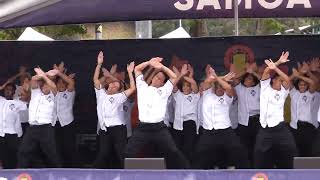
[293,78,309,91]
[270,74,280,86]
[177,79,190,92]
[4,83,16,91]
[241,73,259,87]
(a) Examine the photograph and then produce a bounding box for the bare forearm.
[42,75,57,90]
[161,66,177,82]
[58,72,74,86]
[134,61,150,76]
[261,67,271,80]
[274,67,290,83]
[128,72,136,91]
[93,64,102,82]
[216,77,232,91]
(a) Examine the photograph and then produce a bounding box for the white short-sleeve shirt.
[54,90,75,127]
[197,96,204,132]
[95,86,127,131]
[1,99,28,137]
[290,88,317,129]
[311,92,320,125]
[28,88,56,125]
[173,90,200,130]
[164,95,175,127]
[235,83,260,126]
[121,100,134,137]
[202,89,233,130]
[229,96,239,129]
[259,79,289,128]
[136,74,173,123]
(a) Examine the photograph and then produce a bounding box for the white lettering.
[225,0,243,10]
[287,0,311,8]
[245,0,252,9]
[258,0,282,9]
[196,0,221,10]
[174,0,312,11]
[174,0,194,11]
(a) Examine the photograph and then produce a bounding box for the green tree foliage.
[0,25,86,40]
[153,18,320,38]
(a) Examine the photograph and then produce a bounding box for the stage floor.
[1,169,320,180]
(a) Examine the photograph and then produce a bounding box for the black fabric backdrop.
[0,35,319,133]
[0,36,319,164]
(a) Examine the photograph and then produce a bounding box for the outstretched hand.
[265,59,277,70]
[180,64,188,76]
[97,51,104,64]
[149,57,163,69]
[34,67,46,76]
[277,51,290,64]
[127,62,135,73]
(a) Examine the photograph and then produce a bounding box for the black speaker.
[124,158,166,169]
[294,157,320,169]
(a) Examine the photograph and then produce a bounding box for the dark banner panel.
[0,0,319,28]
[0,35,319,132]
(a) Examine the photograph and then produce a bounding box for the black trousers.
[290,121,317,157]
[0,134,20,169]
[311,126,320,156]
[93,125,127,169]
[125,121,189,169]
[254,122,297,169]
[237,115,261,167]
[18,124,61,168]
[172,120,197,163]
[55,121,77,167]
[193,127,249,169]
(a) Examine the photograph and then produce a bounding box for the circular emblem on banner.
[251,173,268,180]
[224,44,255,70]
[17,173,32,180]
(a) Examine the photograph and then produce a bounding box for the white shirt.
[318,105,320,123]
[121,100,134,137]
[290,88,317,129]
[235,83,260,126]
[173,90,200,131]
[18,101,29,123]
[229,96,239,129]
[28,88,56,125]
[95,86,127,131]
[54,90,75,127]
[197,96,204,133]
[136,74,173,123]
[164,95,175,127]
[202,89,233,130]
[13,85,22,100]
[311,92,320,124]
[0,97,27,137]
[259,79,289,128]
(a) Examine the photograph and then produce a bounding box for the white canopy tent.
[18,27,53,41]
[160,27,190,39]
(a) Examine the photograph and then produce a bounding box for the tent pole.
[234,0,239,36]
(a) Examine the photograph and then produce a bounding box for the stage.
[1,169,320,180]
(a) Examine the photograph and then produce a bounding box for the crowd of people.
[1,51,320,169]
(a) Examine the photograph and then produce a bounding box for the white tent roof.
[18,27,54,41]
[160,27,191,39]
